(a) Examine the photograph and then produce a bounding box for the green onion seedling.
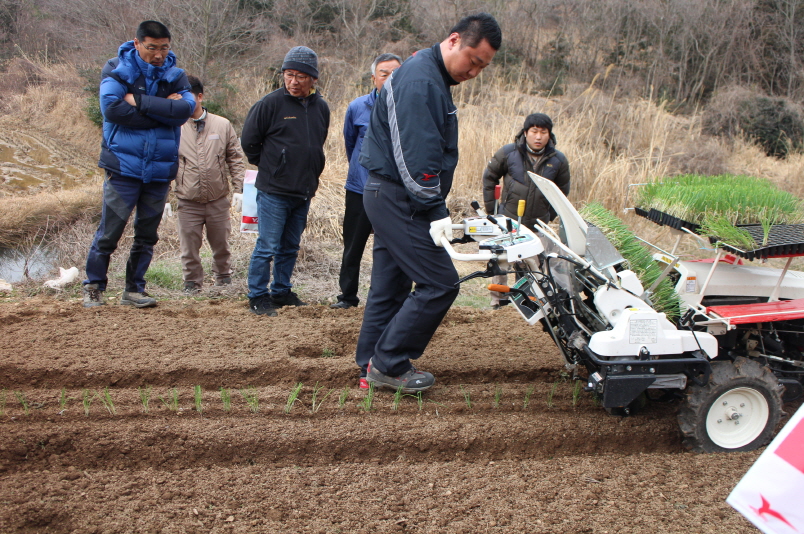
[285,383,303,414]
[14,391,29,416]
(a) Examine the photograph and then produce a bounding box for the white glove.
[162,203,173,221]
[232,193,243,212]
[429,216,454,247]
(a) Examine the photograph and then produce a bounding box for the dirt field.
[2,296,792,533]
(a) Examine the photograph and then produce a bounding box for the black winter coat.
[241,87,330,199]
[482,134,570,230]
[358,44,458,221]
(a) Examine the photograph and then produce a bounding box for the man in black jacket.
[356,13,502,391]
[482,112,570,308]
[241,46,330,316]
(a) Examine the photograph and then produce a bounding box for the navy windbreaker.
[358,44,458,221]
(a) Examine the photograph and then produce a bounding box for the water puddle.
[0,246,59,283]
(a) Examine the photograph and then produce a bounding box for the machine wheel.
[678,357,783,453]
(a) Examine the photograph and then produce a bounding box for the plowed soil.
[0,296,789,533]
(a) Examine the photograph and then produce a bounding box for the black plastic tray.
[634,207,804,260]
[634,207,701,233]
[710,224,804,260]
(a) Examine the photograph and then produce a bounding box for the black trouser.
[354,176,460,377]
[84,173,169,292]
[336,190,373,306]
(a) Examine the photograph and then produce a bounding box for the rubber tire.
[678,357,783,453]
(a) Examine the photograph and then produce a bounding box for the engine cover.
[588,307,718,358]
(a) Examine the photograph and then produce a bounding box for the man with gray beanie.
[241,46,330,316]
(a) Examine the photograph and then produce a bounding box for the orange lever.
[487,284,510,293]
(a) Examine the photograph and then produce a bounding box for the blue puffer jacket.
[343,89,376,195]
[98,41,195,183]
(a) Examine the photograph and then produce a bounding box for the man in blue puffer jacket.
[83,20,195,308]
[331,53,401,314]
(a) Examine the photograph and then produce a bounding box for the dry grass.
[3,58,804,302]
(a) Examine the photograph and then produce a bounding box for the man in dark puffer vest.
[83,20,195,308]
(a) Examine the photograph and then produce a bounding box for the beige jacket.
[175,111,245,203]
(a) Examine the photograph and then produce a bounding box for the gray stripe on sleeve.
[386,76,441,201]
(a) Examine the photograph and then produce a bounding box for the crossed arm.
[100,77,195,129]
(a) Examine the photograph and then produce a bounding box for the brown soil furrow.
[0,409,683,474]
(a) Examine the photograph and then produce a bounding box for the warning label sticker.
[629,319,658,344]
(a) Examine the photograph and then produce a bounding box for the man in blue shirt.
[331,53,402,313]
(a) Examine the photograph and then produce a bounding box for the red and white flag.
[728,403,804,534]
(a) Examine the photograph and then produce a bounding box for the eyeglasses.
[283,71,310,83]
[143,44,171,52]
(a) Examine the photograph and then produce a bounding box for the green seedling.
[338,387,350,407]
[580,202,681,320]
[493,384,503,408]
[285,382,303,414]
[81,389,96,417]
[321,348,336,358]
[547,381,559,408]
[359,383,375,412]
[241,386,260,414]
[14,391,30,415]
[0,389,6,416]
[58,388,68,411]
[310,382,333,413]
[459,384,472,408]
[138,385,152,413]
[416,391,423,412]
[523,385,535,409]
[220,387,231,412]
[194,385,203,415]
[572,380,582,407]
[100,387,116,416]
[392,385,404,411]
[159,388,179,412]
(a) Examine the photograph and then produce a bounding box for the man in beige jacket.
[175,75,245,292]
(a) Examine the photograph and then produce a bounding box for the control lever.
[470,200,486,217]
[454,260,507,286]
[486,215,508,234]
[487,283,539,311]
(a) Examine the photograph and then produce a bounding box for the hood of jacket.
[113,41,183,86]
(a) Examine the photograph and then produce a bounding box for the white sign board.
[727,403,804,534]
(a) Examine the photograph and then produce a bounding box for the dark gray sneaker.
[183,282,201,294]
[366,357,435,393]
[82,284,105,308]
[249,295,277,316]
[121,290,157,308]
[215,277,232,286]
[272,291,307,307]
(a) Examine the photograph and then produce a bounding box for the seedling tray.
[634,207,804,260]
[634,207,701,233]
[709,224,804,260]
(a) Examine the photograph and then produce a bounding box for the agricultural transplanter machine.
[444,172,804,453]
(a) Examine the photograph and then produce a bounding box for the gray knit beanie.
[282,46,319,79]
